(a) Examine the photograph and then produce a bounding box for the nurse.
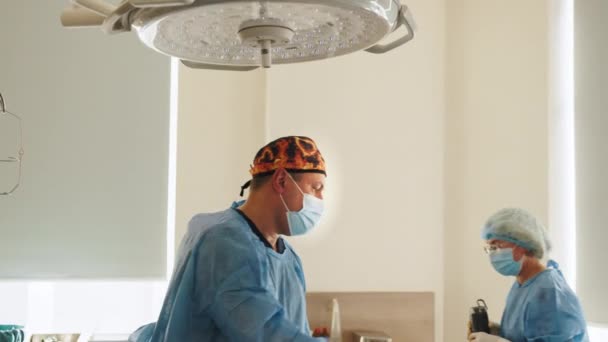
[130,136,328,342]
[469,208,589,342]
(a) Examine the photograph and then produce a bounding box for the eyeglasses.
[0,93,24,196]
[483,244,510,255]
[483,245,498,254]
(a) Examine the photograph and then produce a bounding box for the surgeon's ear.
[272,168,288,194]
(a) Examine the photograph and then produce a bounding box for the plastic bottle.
[329,298,342,342]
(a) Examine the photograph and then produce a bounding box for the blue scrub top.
[129,203,324,342]
[500,261,589,342]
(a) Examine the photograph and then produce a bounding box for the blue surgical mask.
[490,248,523,276]
[280,174,324,236]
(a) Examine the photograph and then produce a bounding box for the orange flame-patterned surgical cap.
[239,136,326,196]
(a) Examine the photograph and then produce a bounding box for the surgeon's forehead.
[299,172,326,183]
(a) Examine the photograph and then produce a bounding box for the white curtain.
[0,1,170,279]
[575,0,608,324]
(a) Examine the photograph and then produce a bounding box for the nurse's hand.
[468,332,510,342]
[489,321,500,335]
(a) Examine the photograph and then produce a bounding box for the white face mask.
[279,174,324,236]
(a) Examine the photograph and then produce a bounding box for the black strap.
[239,180,252,197]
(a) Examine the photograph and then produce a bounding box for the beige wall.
[265,2,445,341]
[444,0,550,340]
[175,67,267,243]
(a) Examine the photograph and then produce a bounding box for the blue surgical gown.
[500,260,589,342]
[129,203,324,342]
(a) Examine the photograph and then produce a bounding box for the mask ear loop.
[285,172,305,195]
[282,172,307,212]
[279,193,290,211]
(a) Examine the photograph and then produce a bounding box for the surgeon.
[129,136,328,342]
[468,208,589,342]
